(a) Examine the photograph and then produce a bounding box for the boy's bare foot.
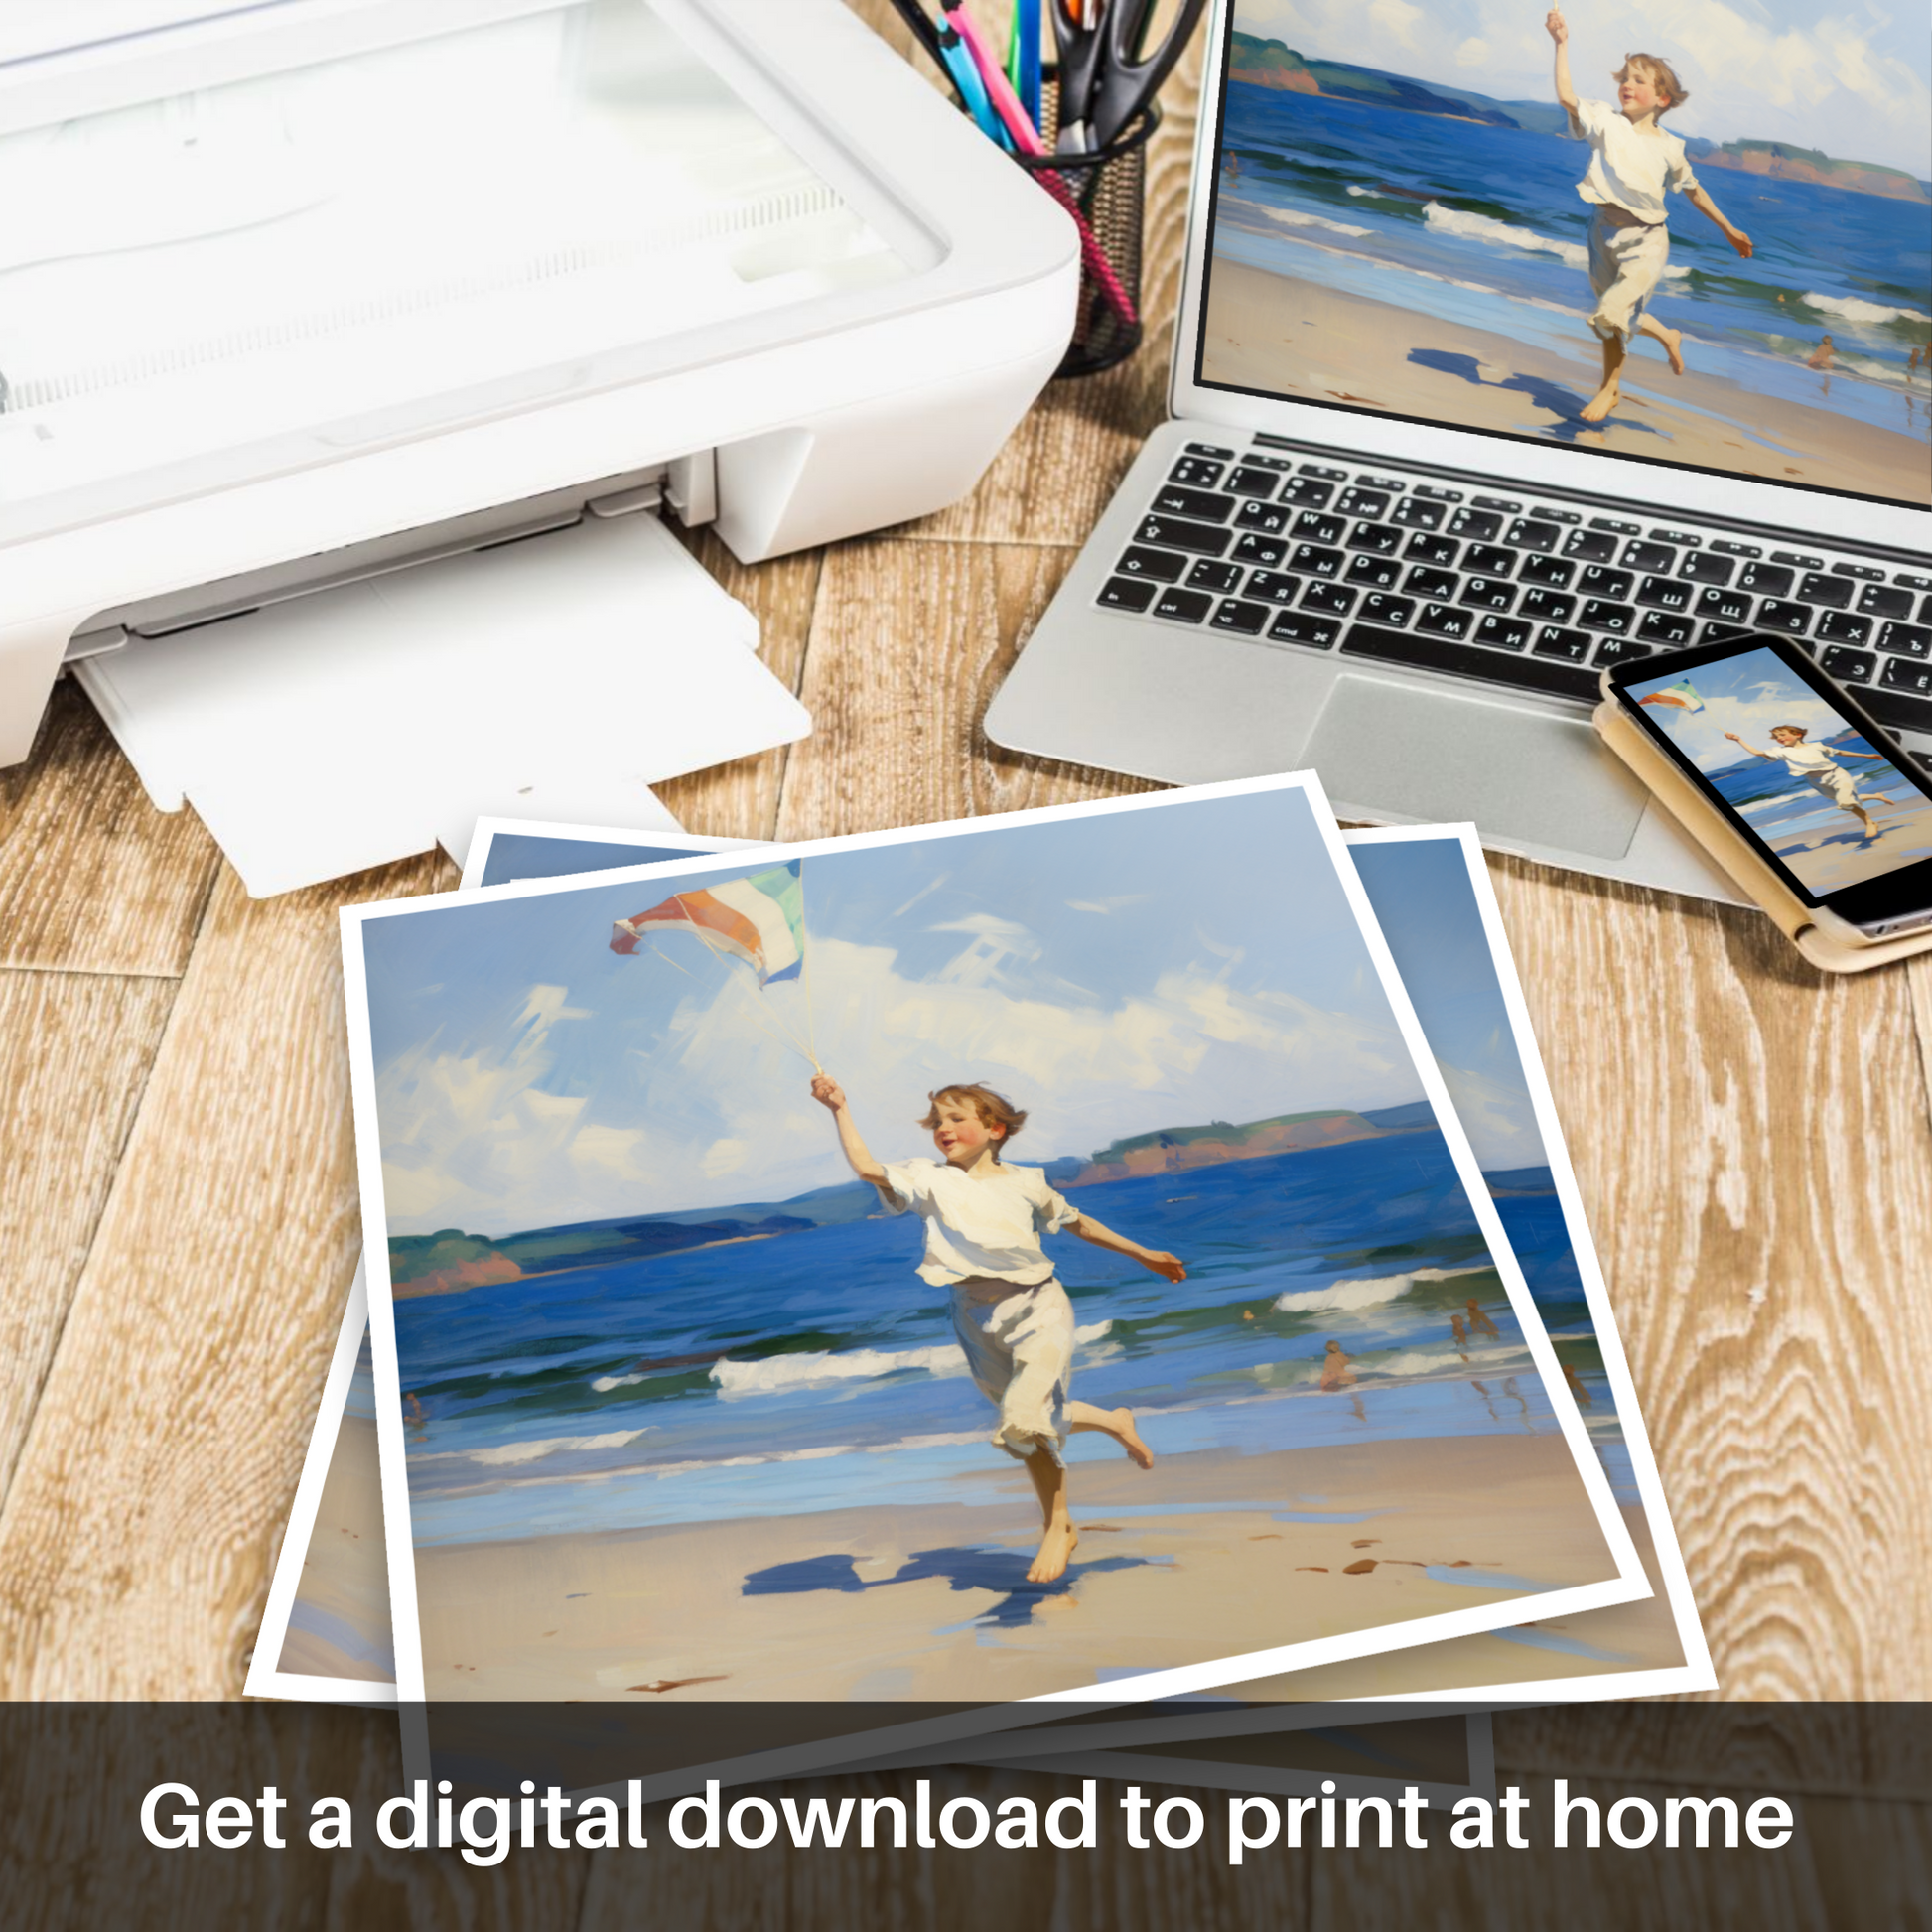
[1655,326,1685,375]
[1580,379,1620,423]
[1110,1408,1155,1470]
[1027,1522,1079,1585]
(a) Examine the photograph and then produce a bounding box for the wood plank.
[0,854,449,1698]
[0,680,221,977]
[775,539,1160,842]
[0,970,178,1506]
[654,529,822,843]
[1481,852,1932,1700]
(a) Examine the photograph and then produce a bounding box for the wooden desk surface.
[2,8,1927,1922]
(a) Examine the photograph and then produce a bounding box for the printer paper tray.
[75,512,808,897]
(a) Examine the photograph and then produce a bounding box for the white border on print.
[981,1710,1496,1806]
[458,817,762,893]
[340,771,1649,1796]
[1334,824,1718,1701]
[244,1262,397,1708]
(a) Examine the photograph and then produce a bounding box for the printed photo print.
[1202,1,1932,504]
[1625,644,1932,896]
[345,784,1640,1715]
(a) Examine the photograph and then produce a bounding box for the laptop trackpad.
[1305,675,1649,860]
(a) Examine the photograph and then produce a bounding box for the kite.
[610,861,818,1065]
[1638,680,1704,713]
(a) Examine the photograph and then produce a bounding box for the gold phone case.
[1593,698,1932,974]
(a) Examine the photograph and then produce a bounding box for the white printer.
[0,0,1077,890]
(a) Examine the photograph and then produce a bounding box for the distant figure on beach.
[1725,725,1892,841]
[810,1074,1184,1586]
[1807,334,1836,372]
[1450,1311,1470,1358]
[1319,1339,1358,1391]
[1908,345,1924,377]
[1563,1360,1593,1408]
[1465,1298,1501,1340]
[1547,11,1753,424]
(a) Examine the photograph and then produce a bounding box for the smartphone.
[1603,632,1932,942]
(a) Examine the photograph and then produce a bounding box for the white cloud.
[1456,37,1489,68]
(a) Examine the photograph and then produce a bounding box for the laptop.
[986,2,1931,899]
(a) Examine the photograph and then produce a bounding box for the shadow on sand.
[743,1544,1163,1626]
[1408,347,1664,442]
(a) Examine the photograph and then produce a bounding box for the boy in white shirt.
[1725,724,1894,840]
[809,1073,1184,1585]
[1547,10,1753,423]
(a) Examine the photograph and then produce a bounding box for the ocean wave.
[1247,201,1370,239]
[1420,202,1691,282]
[710,1320,1114,1397]
[1803,291,1929,327]
[432,1426,654,1468]
[1368,1343,1525,1379]
[1274,1265,1488,1313]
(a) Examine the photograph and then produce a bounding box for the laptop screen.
[1194,5,1931,511]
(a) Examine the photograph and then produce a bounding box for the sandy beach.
[1202,257,1931,505]
[411,1433,1624,1704]
[276,1414,395,1684]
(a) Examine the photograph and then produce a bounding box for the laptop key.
[1405,566,1458,601]
[1505,518,1561,552]
[1533,626,1592,661]
[1212,599,1272,635]
[1637,611,1696,645]
[1696,586,1753,624]
[1460,578,1517,613]
[1879,621,1932,659]
[1592,637,1652,666]
[1463,543,1516,578]
[1623,540,1676,574]
[1348,521,1404,555]
[1518,553,1576,589]
[1244,571,1304,605]
[1880,656,1932,698]
[1819,646,1875,683]
[1680,552,1735,586]
[1391,497,1446,531]
[1345,554,1401,590]
[1290,543,1345,578]
[1151,586,1214,623]
[1563,528,1619,563]
[1738,561,1793,597]
[1817,611,1871,646]
[1404,532,1459,567]
[1293,511,1348,544]
[1225,465,1284,498]
[1474,615,1532,651]
[1448,507,1502,541]
[1233,532,1288,568]
[1116,546,1189,582]
[1341,621,1600,700]
[1756,599,1811,636]
[1097,576,1157,613]
[1137,513,1232,557]
[1417,603,1474,639]
[1267,612,1342,649]
[1184,442,1236,459]
[1153,484,1237,521]
[1797,572,1852,610]
[1856,584,1912,621]
[1334,486,1390,519]
[1169,457,1226,488]
[1360,594,1416,627]
[1520,588,1576,624]
[1185,559,1246,594]
[1580,599,1635,633]
[1862,686,1932,736]
[1302,582,1357,617]
[1578,565,1634,600]
[1280,477,1337,508]
[1234,500,1292,535]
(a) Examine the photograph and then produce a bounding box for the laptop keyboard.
[1098,441,1932,746]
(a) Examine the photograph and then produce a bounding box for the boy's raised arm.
[1724,732,1772,759]
[1069,1211,1187,1284]
[1546,8,1578,110]
[809,1074,898,1200]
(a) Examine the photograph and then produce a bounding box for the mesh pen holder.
[1015,86,1160,379]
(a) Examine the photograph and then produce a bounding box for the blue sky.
[1623,644,1859,771]
[360,790,1459,1236]
[1235,0,1931,177]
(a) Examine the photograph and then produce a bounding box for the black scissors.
[1050,0,1207,152]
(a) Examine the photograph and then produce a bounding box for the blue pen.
[936,19,1010,148]
[1013,0,1041,131]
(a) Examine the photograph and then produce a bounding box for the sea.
[1212,84,1931,445]
[396,1130,1631,1548]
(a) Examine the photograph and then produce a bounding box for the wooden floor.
[2,8,1928,1924]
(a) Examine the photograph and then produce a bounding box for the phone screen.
[1611,636,1932,927]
